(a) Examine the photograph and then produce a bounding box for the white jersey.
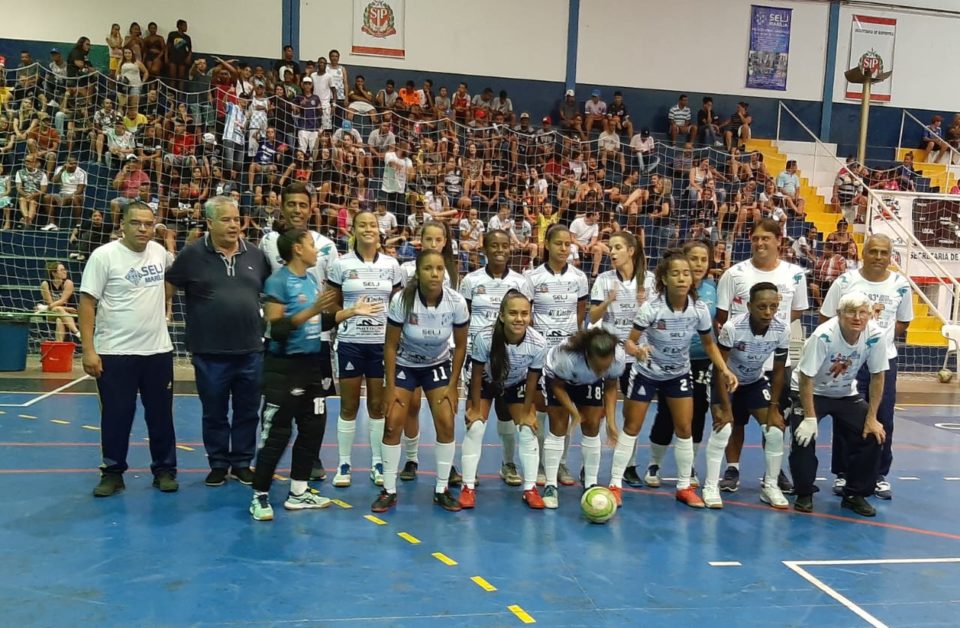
[590,269,655,363]
[327,251,403,344]
[544,343,626,385]
[524,263,589,348]
[460,267,534,347]
[792,318,888,398]
[632,295,713,381]
[717,312,791,386]
[387,286,469,367]
[716,258,809,369]
[820,269,912,360]
[79,240,173,355]
[470,327,547,389]
[400,260,451,288]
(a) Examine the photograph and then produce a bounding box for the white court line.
[708,561,741,567]
[0,376,91,408]
[897,476,919,481]
[784,557,960,628]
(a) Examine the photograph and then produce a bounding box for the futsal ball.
[581,486,618,524]
[938,369,954,384]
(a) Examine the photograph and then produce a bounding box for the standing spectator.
[724,102,752,151]
[326,49,349,120]
[142,22,166,77]
[698,97,722,147]
[164,19,193,90]
[165,197,271,487]
[584,89,607,134]
[79,202,177,497]
[66,37,94,101]
[272,45,300,85]
[668,94,697,145]
[775,160,805,216]
[832,157,866,224]
[221,94,249,180]
[46,155,87,230]
[294,77,321,159]
[382,139,414,221]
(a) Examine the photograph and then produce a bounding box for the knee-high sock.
[611,432,638,488]
[692,441,701,469]
[434,441,456,493]
[337,417,356,466]
[762,425,785,488]
[674,437,695,490]
[497,420,517,465]
[381,443,401,494]
[536,412,547,464]
[543,431,565,488]
[704,424,732,489]
[581,434,602,487]
[518,425,540,491]
[369,417,385,465]
[461,421,487,489]
[560,432,572,465]
[648,442,668,468]
[401,433,419,463]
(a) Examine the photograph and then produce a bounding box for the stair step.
[906,329,948,347]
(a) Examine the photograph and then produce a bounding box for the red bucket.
[40,341,76,373]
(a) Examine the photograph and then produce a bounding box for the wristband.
[804,416,817,422]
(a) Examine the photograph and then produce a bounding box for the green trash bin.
[0,319,30,371]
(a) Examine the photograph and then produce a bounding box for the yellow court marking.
[0,410,6,414]
[431,552,457,566]
[364,515,387,525]
[19,414,37,420]
[507,605,536,624]
[175,444,194,451]
[273,474,288,481]
[330,499,353,509]
[50,419,71,425]
[82,425,100,431]
[397,532,420,545]
[471,576,497,592]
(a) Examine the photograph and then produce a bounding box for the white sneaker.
[332,463,352,487]
[370,463,384,487]
[702,485,723,509]
[760,485,789,510]
[689,469,700,488]
[832,476,846,496]
[250,493,274,521]
[42,223,59,231]
[542,485,559,509]
[643,464,661,488]
[284,489,332,510]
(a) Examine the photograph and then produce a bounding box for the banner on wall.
[870,192,960,278]
[845,14,897,102]
[352,0,405,59]
[745,5,792,91]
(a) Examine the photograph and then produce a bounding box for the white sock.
[560,432,572,465]
[728,461,740,471]
[435,441,456,493]
[581,434,601,487]
[337,417,356,466]
[543,431,565,487]
[290,479,308,495]
[693,441,701,464]
[518,425,540,490]
[402,433,420,463]
[497,420,517,465]
[762,425,785,488]
[704,424,732,489]
[536,413,547,463]
[461,421,487,489]
[674,436,694,490]
[368,417,385,465]
[648,442,668,468]
[381,443,401,493]
[610,432,638,488]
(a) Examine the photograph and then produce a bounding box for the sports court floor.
[1,368,959,627]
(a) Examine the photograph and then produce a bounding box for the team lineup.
[77,182,911,522]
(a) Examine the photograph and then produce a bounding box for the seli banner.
[745,5,792,91]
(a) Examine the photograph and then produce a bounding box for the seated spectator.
[708,240,731,281]
[827,218,852,248]
[451,82,471,123]
[470,87,494,123]
[946,113,960,165]
[491,90,514,126]
[607,91,633,139]
[775,159,805,216]
[843,240,861,271]
[376,79,399,111]
[920,115,949,163]
[896,151,920,191]
[248,126,282,188]
[46,155,87,231]
[39,261,80,341]
[69,208,113,261]
[511,213,538,267]
[723,102,752,150]
[459,207,485,268]
[25,112,60,177]
[584,89,607,134]
[105,119,136,168]
[559,89,583,137]
[698,97,722,147]
[671,142,695,180]
[250,187,281,244]
[109,155,150,227]
[375,200,398,238]
[749,150,769,182]
[569,210,607,278]
[398,80,421,112]
[14,154,48,228]
[0,163,13,230]
[791,226,822,269]
[597,119,625,172]
[163,121,197,173]
[668,94,697,145]
[811,241,846,305]
[346,74,376,118]
[629,128,659,174]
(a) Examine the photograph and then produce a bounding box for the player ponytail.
[564,327,618,361]
[609,231,646,290]
[489,290,529,385]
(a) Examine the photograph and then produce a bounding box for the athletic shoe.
[433,490,462,512]
[794,495,814,513]
[760,485,789,510]
[500,462,522,487]
[284,489,332,510]
[92,473,125,497]
[250,493,274,521]
[841,495,876,517]
[205,468,228,487]
[579,467,586,487]
[152,472,179,493]
[608,485,623,506]
[718,466,740,493]
[458,486,476,509]
[448,466,463,487]
[332,463,351,487]
[675,487,705,508]
[522,488,545,509]
[370,463,384,487]
[689,469,700,488]
[399,461,418,481]
[309,460,327,482]
[875,476,892,500]
[536,465,546,487]
[643,465,662,488]
[542,485,559,509]
[777,470,794,494]
[371,490,398,512]
[41,222,59,231]
[230,467,254,486]
[832,475,846,496]
[702,485,723,509]
[623,465,644,488]
[558,463,576,486]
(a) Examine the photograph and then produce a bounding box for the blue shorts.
[395,361,452,392]
[543,376,604,408]
[480,378,528,404]
[337,342,385,379]
[619,368,633,396]
[625,370,694,402]
[732,377,772,426]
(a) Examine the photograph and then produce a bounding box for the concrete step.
[907,328,948,347]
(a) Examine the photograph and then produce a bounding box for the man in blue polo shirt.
[166,196,271,487]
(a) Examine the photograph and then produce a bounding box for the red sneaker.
[522,488,545,509]
[458,486,476,509]
[675,487,705,509]
[608,485,623,506]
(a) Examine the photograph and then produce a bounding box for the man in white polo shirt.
[79,201,177,497]
[569,210,608,278]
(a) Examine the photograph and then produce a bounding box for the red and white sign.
[845,14,897,102]
[352,0,405,59]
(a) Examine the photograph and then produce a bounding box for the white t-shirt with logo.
[54,166,87,196]
[717,312,791,386]
[793,317,888,398]
[820,270,913,360]
[569,217,599,248]
[326,251,402,344]
[387,286,469,367]
[524,263,589,348]
[382,151,412,193]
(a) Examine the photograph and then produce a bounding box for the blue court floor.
[1,381,959,627]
